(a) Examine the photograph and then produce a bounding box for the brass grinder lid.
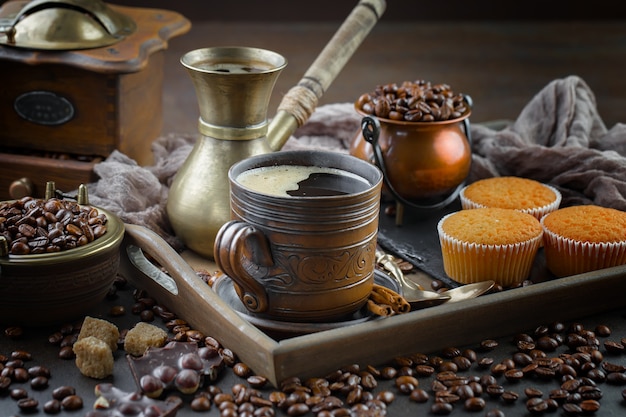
[0,0,136,50]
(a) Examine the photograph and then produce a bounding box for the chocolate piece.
[85,383,181,417]
[127,341,224,397]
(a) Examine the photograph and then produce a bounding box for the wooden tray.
[119,222,626,388]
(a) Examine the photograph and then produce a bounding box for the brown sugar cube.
[73,336,114,379]
[77,316,120,351]
[124,322,168,357]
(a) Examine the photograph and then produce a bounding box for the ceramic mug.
[214,150,383,322]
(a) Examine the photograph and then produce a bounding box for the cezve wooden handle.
[266,0,386,151]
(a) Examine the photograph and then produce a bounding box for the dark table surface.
[2,206,626,416]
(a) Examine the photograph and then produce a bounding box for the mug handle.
[214,220,273,314]
[361,96,472,212]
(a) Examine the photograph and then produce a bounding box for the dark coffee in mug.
[235,165,371,197]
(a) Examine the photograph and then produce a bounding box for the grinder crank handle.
[266,0,386,151]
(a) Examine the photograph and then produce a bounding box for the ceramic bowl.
[0,203,125,327]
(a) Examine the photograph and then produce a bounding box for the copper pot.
[350,101,472,211]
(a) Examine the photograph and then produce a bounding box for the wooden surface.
[159,20,626,138]
[114,0,626,21]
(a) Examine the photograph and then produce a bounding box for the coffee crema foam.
[235,165,369,197]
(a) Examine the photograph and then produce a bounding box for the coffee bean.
[452,356,472,371]
[109,305,126,316]
[52,385,76,400]
[27,365,50,378]
[504,368,524,381]
[414,364,435,377]
[562,402,582,415]
[409,388,429,403]
[43,399,62,414]
[464,397,486,412]
[486,384,504,398]
[13,367,29,382]
[10,387,28,399]
[0,376,11,390]
[480,339,499,351]
[139,309,154,322]
[501,390,519,403]
[580,399,601,413]
[47,332,64,345]
[524,387,543,398]
[430,401,453,415]
[61,394,83,410]
[233,362,252,378]
[190,394,212,411]
[604,340,625,354]
[379,366,397,380]
[286,402,309,416]
[30,375,49,390]
[220,348,237,367]
[58,346,75,360]
[11,350,32,361]
[17,397,38,412]
[4,326,23,339]
[477,357,495,369]
[247,375,268,389]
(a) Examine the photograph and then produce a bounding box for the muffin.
[460,176,561,220]
[438,207,543,287]
[541,205,626,277]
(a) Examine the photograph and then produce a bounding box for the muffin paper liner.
[541,225,626,277]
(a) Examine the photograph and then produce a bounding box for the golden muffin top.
[462,177,558,210]
[440,207,543,246]
[541,205,626,243]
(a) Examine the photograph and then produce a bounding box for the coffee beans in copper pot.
[0,196,108,255]
[356,80,468,123]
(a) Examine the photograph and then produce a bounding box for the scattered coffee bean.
[109,305,126,317]
[4,326,23,339]
[60,394,83,410]
[30,375,49,390]
[465,396,486,412]
[52,385,76,400]
[10,387,28,400]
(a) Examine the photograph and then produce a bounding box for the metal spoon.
[375,250,450,309]
[376,250,494,309]
[438,280,495,303]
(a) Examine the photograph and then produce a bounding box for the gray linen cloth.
[86,75,626,251]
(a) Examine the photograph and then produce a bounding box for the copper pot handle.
[213,220,273,314]
[361,95,473,211]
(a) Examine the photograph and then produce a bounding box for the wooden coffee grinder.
[0,0,190,199]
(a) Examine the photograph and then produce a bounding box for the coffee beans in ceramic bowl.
[0,197,125,326]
